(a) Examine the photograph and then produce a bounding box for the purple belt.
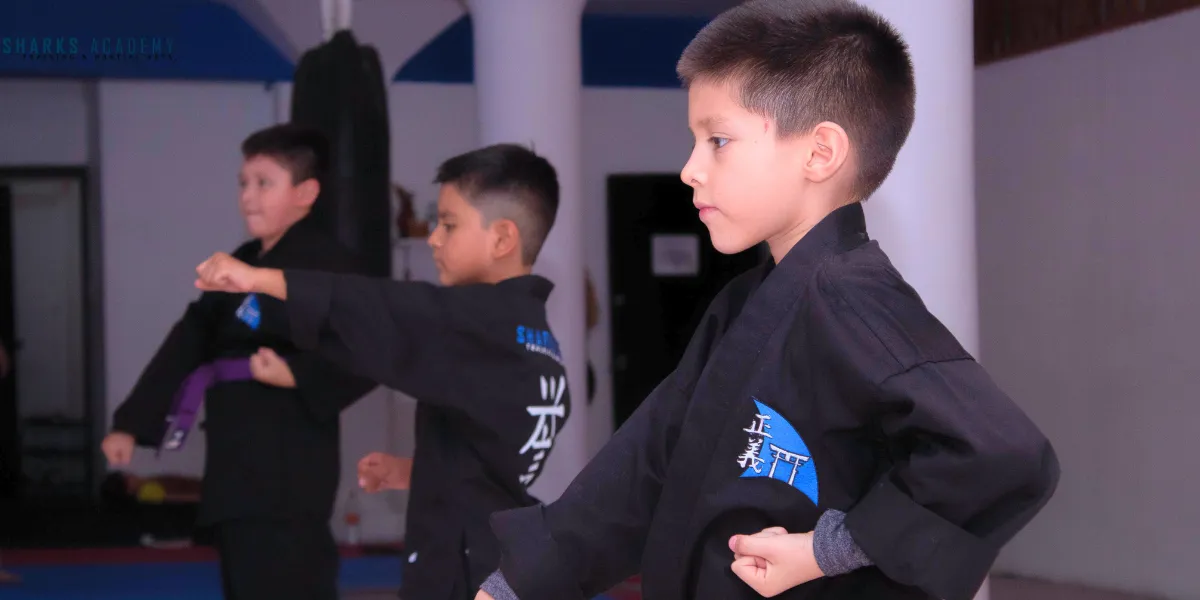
[158,357,266,454]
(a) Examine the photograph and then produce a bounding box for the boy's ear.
[802,121,851,184]
[490,218,522,261]
[296,178,320,207]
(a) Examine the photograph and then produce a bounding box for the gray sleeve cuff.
[481,570,521,600]
[813,509,874,576]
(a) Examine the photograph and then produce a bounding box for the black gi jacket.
[112,217,377,525]
[488,203,1060,600]
[274,271,571,600]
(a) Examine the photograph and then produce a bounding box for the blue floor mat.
[0,556,401,600]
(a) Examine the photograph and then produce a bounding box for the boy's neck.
[767,198,858,264]
[259,211,311,254]
[479,262,534,285]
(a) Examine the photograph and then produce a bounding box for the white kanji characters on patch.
[743,413,773,438]
[737,413,773,472]
[518,375,567,486]
[737,438,766,473]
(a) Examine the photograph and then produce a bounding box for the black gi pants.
[215,518,339,600]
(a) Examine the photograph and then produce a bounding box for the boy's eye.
[709,136,729,149]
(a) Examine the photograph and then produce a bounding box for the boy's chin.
[244,219,275,239]
[706,228,756,256]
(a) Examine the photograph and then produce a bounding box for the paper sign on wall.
[651,233,700,277]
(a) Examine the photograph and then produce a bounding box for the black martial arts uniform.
[485,203,1060,600]
[262,271,571,600]
[111,217,376,600]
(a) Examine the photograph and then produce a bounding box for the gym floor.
[0,553,1153,600]
[988,576,1155,600]
[343,577,1156,600]
[345,582,1154,600]
[0,547,642,600]
[302,576,1163,600]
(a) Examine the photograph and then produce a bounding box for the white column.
[855,2,987,600]
[467,0,588,502]
[272,82,292,123]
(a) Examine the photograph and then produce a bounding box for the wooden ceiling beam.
[975,0,1200,65]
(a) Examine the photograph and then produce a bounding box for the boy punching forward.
[102,124,376,600]
[195,144,573,600]
[477,2,1060,600]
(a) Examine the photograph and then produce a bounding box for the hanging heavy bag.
[291,30,392,277]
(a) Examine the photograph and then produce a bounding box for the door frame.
[0,165,104,499]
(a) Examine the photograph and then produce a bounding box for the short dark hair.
[241,124,330,185]
[677,0,915,201]
[434,144,560,265]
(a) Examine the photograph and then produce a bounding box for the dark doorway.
[0,167,99,504]
[607,174,764,429]
[0,185,17,497]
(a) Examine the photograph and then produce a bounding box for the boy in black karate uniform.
[193,144,572,600]
[101,124,376,600]
[476,2,1061,600]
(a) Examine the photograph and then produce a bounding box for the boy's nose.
[680,156,704,188]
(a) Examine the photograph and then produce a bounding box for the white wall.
[0,80,89,166]
[977,9,1200,599]
[388,83,480,218]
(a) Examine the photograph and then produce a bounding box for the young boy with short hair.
[193,143,573,600]
[476,2,1060,599]
[102,123,376,599]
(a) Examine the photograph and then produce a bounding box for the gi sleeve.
[286,352,378,422]
[825,273,1060,600]
[112,295,218,446]
[270,270,458,403]
[488,369,690,600]
[812,509,873,577]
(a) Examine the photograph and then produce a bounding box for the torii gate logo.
[735,397,819,505]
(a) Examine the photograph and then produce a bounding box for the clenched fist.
[195,252,259,294]
[357,452,413,493]
[102,431,135,467]
[194,252,288,299]
[250,347,295,388]
[729,528,825,597]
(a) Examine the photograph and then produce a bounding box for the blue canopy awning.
[395,14,710,89]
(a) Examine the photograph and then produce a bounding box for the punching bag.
[290,30,391,277]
